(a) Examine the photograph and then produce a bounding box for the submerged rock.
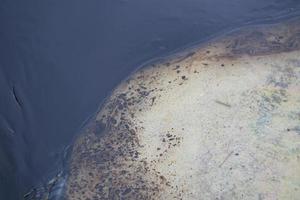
[28,17,300,200]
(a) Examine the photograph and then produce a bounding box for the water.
[0,0,300,199]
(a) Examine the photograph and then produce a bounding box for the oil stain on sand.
[36,18,300,200]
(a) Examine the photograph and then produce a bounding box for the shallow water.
[0,0,300,199]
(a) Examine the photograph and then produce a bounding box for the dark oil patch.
[65,70,176,199]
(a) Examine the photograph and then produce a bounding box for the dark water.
[0,0,300,199]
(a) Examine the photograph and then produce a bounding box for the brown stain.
[214,19,300,60]
[65,75,175,199]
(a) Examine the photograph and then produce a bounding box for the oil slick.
[27,18,300,199]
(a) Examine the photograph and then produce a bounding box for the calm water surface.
[0,0,300,199]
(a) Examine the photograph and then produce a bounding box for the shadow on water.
[0,0,300,199]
